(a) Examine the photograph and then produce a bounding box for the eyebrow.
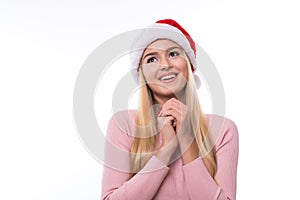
[142,46,181,61]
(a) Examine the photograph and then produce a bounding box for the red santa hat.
[131,19,201,88]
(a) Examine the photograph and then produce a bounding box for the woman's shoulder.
[110,109,138,120]
[107,109,138,137]
[204,114,239,149]
[205,114,238,130]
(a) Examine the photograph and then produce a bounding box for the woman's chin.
[154,86,186,98]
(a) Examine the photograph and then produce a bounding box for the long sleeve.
[182,117,239,200]
[101,111,170,200]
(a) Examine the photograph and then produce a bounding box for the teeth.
[161,74,176,81]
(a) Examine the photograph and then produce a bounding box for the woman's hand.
[155,114,178,165]
[157,98,195,154]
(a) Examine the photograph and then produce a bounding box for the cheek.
[176,61,189,78]
[141,68,157,82]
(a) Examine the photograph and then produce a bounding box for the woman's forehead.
[144,39,181,52]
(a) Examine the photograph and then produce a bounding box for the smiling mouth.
[159,73,178,82]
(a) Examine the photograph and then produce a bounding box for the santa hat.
[130,19,201,88]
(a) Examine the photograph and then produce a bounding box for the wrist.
[155,149,173,165]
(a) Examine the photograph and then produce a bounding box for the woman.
[102,19,239,200]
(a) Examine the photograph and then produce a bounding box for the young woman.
[102,19,239,200]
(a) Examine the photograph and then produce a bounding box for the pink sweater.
[102,110,239,200]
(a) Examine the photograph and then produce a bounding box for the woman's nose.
[159,56,172,70]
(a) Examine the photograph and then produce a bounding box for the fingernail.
[156,107,161,116]
[157,107,162,116]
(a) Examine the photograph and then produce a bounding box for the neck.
[154,89,186,106]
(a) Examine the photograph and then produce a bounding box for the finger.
[166,98,181,108]
[157,116,175,125]
[160,108,181,121]
[165,116,175,125]
[172,120,177,128]
[160,101,183,118]
[159,105,179,117]
[157,115,175,121]
[158,98,179,115]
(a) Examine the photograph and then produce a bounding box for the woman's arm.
[101,111,171,200]
[102,156,170,200]
[182,117,239,200]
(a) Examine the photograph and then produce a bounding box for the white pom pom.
[193,73,201,89]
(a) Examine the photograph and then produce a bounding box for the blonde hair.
[130,54,217,178]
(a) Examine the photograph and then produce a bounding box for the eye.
[146,57,157,63]
[169,50,180,57]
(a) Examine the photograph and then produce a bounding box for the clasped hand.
[156,98,195,161]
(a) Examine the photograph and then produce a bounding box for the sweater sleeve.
[101,111,170,200]
[182,117,239,200]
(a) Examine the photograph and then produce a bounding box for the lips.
[159,72,178,82]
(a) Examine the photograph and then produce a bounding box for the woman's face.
[140,39,189,100]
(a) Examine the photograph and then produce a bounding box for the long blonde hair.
[130,55,217,178]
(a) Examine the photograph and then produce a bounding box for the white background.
[1,0,300,199]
